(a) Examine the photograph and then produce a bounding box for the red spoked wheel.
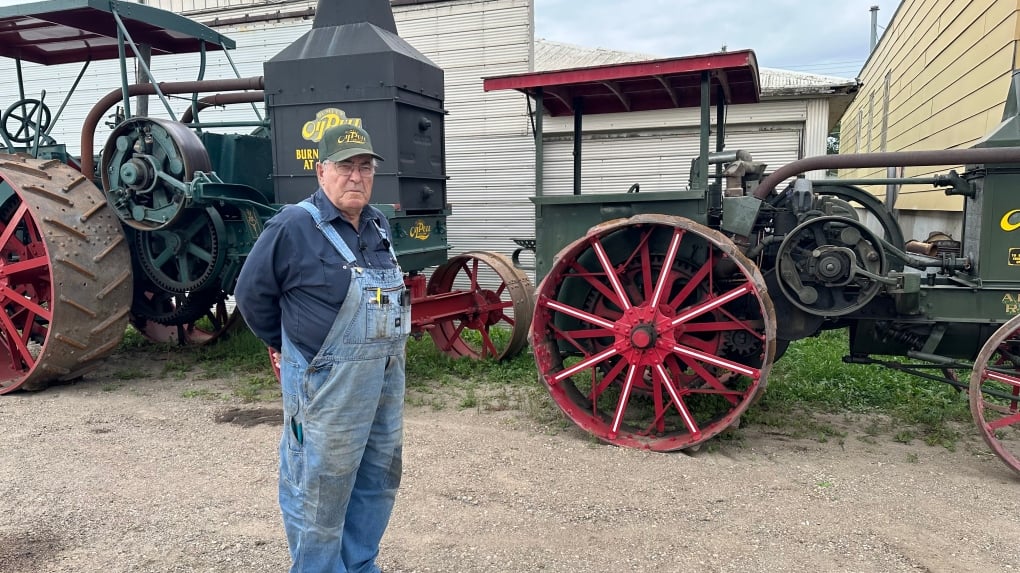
[970,314,1020,475]
[0,155,132,393]
[530,215,776,451]
[426,251,534,361]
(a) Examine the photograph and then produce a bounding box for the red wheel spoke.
[671,284,753,326]
[1,256,48,275]
[591,357,628,398]
[0,310,35,369]
[541,296,616,330]
[559,327,614,339]
[0,201,29,249]
[591,237,632,311]
[549,322,598,354]
[986,410,1020,431]
[673,343,758,377]
[676,333,722,353]
[565,261,620,304]
[551,346,619,383]
[654,363,701,437]
[609,364,641,437]
[986,369,1020,388]
[682,320,759,333]
[479,328,498,358]
[649,228,684,307]
[676,356,741,405]
[667,262,711,309]
[2,286,52,319]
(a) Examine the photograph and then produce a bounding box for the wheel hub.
[614,306,675,363]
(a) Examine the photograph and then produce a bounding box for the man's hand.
[268,347,282,380]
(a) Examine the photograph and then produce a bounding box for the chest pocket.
[364,284,411,340]
[309,254,350,306]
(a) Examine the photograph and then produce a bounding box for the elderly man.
[235,123,409,573]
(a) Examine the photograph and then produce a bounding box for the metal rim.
[0,156,132,393]
[969,314,1020,476]
[426,251,534,361]
[530,215,776,451]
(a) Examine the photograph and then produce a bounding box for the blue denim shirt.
[234,189,397,361]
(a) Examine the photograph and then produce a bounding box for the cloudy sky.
[534,0,901,79]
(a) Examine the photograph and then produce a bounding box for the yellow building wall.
[839,0,1020,210]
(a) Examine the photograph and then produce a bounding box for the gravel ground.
[2,347,1018,573]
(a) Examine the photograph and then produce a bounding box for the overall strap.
[370,217,399,261]
[296,201,357,264]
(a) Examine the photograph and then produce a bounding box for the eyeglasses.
[326,161,376,177]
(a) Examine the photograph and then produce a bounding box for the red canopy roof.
[483,49,760,117]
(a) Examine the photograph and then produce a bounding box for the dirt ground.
[2,347,1019,573]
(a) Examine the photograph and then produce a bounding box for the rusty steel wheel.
[969,314,1020,476]
[130,287,243,346]
[426,251,534,361]
[0,155,132,393]
[530,215,776,451]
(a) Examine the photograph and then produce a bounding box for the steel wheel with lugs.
[530,215,776,451]
[0,155,132,393]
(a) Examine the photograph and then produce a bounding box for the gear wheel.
[131,283,227,327]
[132,207,225,293]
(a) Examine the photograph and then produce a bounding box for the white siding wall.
[540,99,810,196]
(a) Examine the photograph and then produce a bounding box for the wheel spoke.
[591,236,632,311]
[649,228,684,307]
[551,346,619,383]
[0,307,35,369]
[673,343,757,377]
[2,286,52,320]
[609,364,641,438]
[671,284,753,326]
[2,256,49,275]
[667,261,711,309]
[541,296,616,330]
[654,363,701,438]
[0,201,28,248]
[986,410,1020,431]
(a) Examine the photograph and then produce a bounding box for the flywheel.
[100,117,212,231]
[0,155,133,393]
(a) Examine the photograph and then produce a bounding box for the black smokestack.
[312,0,397,33]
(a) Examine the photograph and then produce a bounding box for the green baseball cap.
[318,124,385,163]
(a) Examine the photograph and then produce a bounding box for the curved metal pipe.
[81,76,265,176]
[752,147,1020,200]
[180,91,265,124]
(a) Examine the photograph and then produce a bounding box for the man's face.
[316,154,376,218]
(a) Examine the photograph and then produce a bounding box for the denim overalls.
[278,201,410,573]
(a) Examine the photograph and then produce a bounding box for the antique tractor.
[486,51,1020,475]
[0,0,532,394]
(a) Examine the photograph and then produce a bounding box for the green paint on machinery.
[485,50,1020,475]
[0,0,534,397]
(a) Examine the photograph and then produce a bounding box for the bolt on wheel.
[530,215,776,451]
[970,314,1020,476]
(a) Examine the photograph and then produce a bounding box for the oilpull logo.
[409,220,431,241]
[301,108,362,143]
[1000,209,1020,232]
[338,129,367,146]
